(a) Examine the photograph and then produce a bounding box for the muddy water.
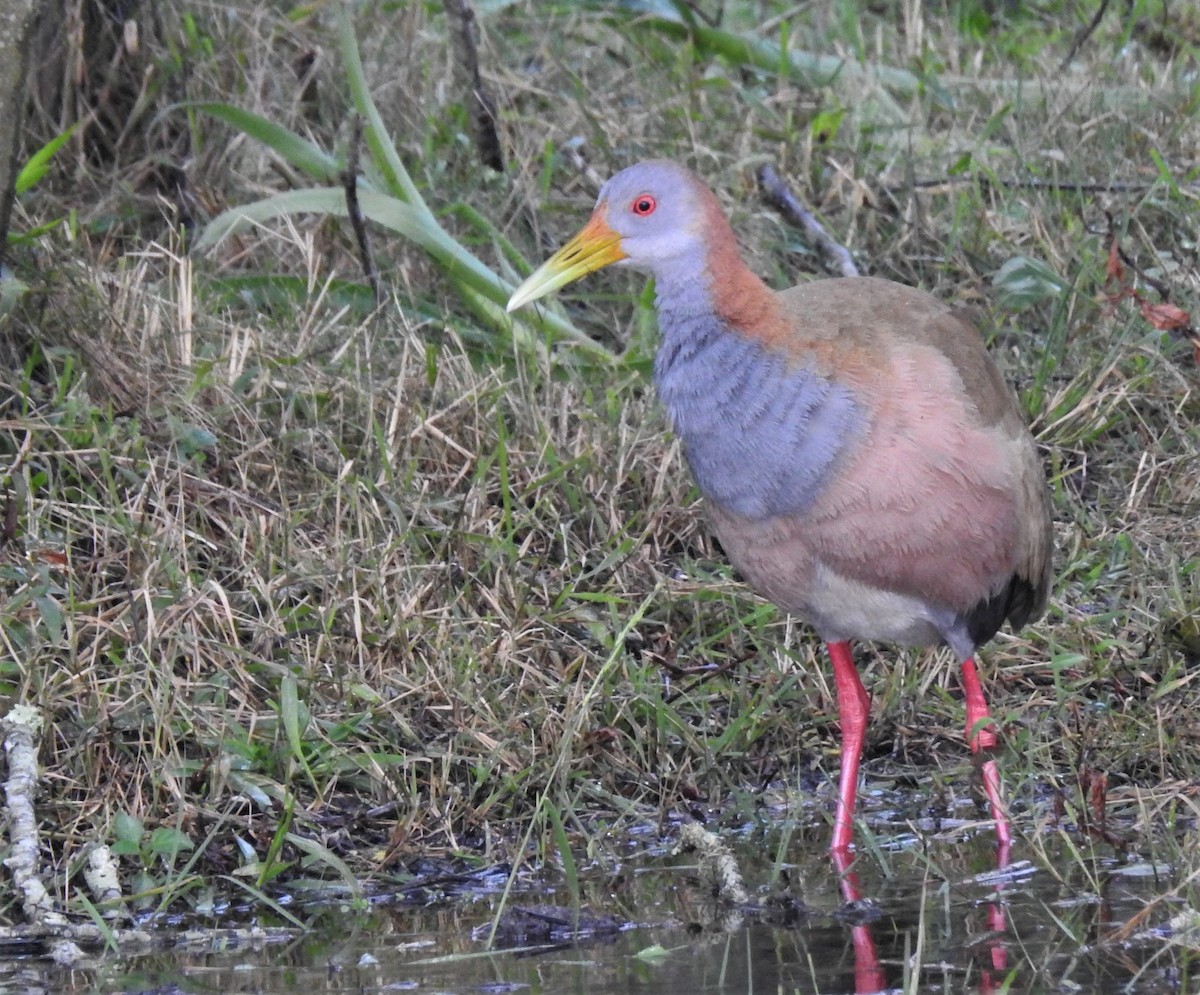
[18,824,1198,994]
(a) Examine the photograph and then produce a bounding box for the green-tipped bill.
[506,210,627,312]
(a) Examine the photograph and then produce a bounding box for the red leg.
[959,656,1012,847]
[828,640,870,853]
[830,848,885,993]
[979,841,1011,994]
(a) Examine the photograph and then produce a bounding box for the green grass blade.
[606,7,921,96]
[192,188,348,251]
[336,7,428,214]
[193,11,616,363]
[285,832,364,898]
[280,674,319,793]
[192,103,342,184]
[257,793,295,889]
[543,798,580,920]
[195,188,614,360]
[222,875,308,928]
[76,894,120,952]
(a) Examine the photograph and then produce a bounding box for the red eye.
[631,194,656,216]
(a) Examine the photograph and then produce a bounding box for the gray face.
[594,161,710,279]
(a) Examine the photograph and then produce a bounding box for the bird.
[507,159,1052,853]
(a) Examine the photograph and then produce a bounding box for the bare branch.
[342,115,382,308]
[443,0,504,172]
[757,165,860,278]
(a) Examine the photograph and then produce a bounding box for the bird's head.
[506,160,715,312]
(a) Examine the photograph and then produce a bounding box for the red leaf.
[1105,238,1125,286]
[1139,300,1192,332]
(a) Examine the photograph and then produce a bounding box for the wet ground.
[10,801,1198,994]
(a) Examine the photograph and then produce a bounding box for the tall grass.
[0,2,1197,974]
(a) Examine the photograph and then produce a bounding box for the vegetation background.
[0,0,1198,932]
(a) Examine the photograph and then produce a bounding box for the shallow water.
[18,823,1199,995]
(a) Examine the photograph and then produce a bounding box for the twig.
[290,47,321,124]
[881,175,1194,197]
[2,707,67,929]
[674,822,749,931]
[1058,0,1113,73]
[443,0,504,172]
[84,845,125,919]
[1,707,93,962]
[661,653,748,703]
[757,165,860,278]
[342,115,382,307]
[0,921,296,962]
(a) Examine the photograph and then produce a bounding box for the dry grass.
[1,0,1198,931]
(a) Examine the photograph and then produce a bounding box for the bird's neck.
[704,239,791,344]
[650,225,788,345]
[651,255,862,522]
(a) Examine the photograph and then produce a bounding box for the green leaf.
[232,835,257,864]
[991,255,1068,310]
[167,418,218,453]
[227,771,275,808]
[16,125,79,195]
[221,874,308,928]
[336,8,428,213]
[0,269,29,318]
[634,944,674,963]
[76,894,120,952]
[148,827,194,862]
[257,796,294,889]
[32,594,63,643]
[1148,146,1182,198]
[620,8,923,98]
[195,188,557,354]
[948,152,974,176]
[195,188,396,249]
[809,108,845,143]
[194,13,617,365]
[113,812,145,846]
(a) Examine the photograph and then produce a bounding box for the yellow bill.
[506,210,627,312]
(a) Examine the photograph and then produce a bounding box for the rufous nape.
[507,160,1053,853]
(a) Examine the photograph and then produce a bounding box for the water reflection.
[830,845,886,993]
[17,830,1199,994]
[830,840,1014,993]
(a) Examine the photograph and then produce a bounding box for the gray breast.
[653,310,863,521]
